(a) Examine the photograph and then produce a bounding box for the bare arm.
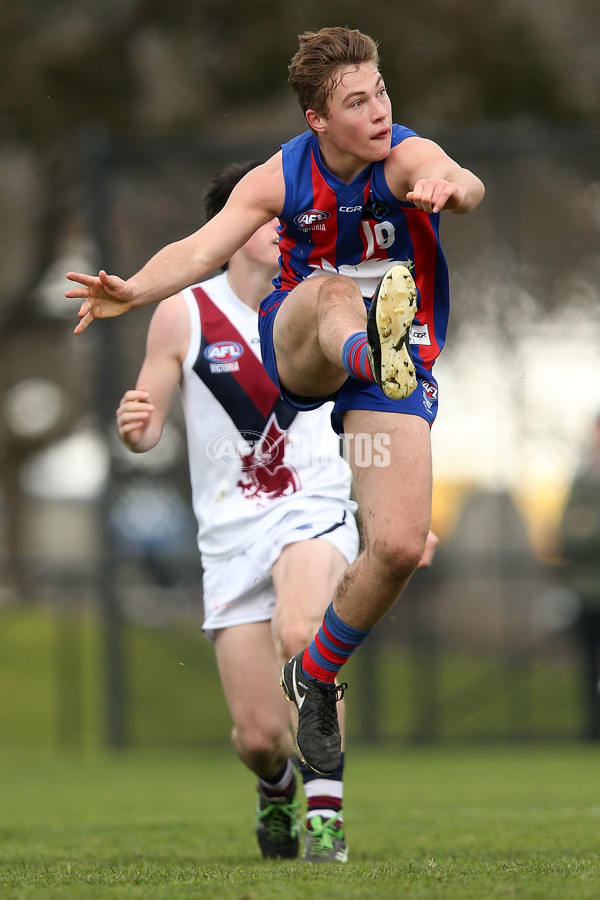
[67,154,285,333]
[116,294,188,452]
[386,136,485,215]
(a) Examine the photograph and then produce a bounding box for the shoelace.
[306,815,343,854]
[315,681,347,731]
[334,682,348,701]
[258,798,301,839]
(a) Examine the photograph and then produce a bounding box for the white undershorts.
[201,503,360,641]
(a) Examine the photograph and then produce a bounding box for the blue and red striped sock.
[341,331,374,382]
[302,603,371,684]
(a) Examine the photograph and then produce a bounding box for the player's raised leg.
[271,266,418,403]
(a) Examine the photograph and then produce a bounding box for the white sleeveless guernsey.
[180,273,356,561]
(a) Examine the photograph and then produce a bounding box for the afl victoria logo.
[294,209,330,229]
[203,341,244,363]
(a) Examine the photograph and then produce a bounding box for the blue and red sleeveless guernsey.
[272,124,450,375]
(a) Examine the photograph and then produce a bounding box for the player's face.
[241,217,280,271]
[317,63,392,165]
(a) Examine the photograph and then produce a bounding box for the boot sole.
[368,265,418,400]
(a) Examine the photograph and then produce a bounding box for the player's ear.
[305,108,326,133]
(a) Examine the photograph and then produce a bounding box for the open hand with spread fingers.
[65,269,134,334]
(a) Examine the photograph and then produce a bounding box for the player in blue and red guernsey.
[266,119,449,425]
[67,27,484,786]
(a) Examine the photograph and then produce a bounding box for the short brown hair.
[288,27,379,118]
[203,160,264,270]
[203,160,264,221]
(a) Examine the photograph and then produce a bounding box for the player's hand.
[406,179,466,214]
[416,529,439,570]
[116,389,154,448]
[65,269,134,334]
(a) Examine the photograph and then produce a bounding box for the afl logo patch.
[422,380,438,400]
[294,209,330,229]
[203,341,244,363]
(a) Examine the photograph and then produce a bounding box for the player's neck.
[317,137,369,185]
[226,262,275,313]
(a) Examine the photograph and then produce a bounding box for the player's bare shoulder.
[147,291,191,362]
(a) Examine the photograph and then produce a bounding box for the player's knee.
[232,718,286,761]
[316,274,362,310]
[276,620,317,661]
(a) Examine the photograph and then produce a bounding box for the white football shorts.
[201,502,360,641]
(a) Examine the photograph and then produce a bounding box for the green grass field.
[1,744,599,899]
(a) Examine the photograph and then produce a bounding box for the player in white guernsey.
[116,162,360,864]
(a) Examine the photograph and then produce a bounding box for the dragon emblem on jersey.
[237,413,301,505]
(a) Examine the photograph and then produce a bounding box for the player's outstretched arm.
[66,154,286,334]
[65,229,216,335]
